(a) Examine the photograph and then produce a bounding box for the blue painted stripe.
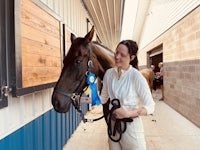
[0,104,88,150]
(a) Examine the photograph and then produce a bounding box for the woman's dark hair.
[117,40,138,69]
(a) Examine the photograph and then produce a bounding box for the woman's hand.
[114,106,130,119]
[75,95,91,103]
[114,106,146,119]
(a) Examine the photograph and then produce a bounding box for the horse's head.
[52,26,99,113]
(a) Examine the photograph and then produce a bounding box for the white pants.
[108,117,146,150]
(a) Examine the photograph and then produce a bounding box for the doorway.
[148,44,163,72]
[150,53,163,72]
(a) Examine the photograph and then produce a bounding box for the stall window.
[9,0,63,96]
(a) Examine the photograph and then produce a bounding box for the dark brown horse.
[52,26,114,113]
[52,26,153,114]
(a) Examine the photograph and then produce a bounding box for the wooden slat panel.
[21,0,61,88]
[22,53,61,67]
[22,38,61,58]
[21,23,60,48]
[22,67,60,87]
[21,8,60,39]
[22,0,58,26]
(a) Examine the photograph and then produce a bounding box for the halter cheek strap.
[55,89,78,100]
[87,60,94,68]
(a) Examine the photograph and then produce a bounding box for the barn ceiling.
[82,0,150,50]
[82,0,124,50]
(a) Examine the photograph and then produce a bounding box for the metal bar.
[0,0,8,108]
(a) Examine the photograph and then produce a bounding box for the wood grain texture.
[21,0,61,87]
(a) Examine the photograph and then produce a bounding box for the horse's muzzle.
[51,92,72,113]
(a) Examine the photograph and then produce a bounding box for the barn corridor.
[63,89,200,150]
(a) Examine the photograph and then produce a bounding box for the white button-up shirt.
[100,65,155,115]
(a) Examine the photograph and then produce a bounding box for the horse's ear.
[84,26,94,43]
[71,33,76,42]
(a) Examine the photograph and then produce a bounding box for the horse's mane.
[92,41,114,54]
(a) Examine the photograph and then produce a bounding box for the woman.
[100,40,155,150]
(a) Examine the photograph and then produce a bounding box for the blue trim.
[0,104,88,150]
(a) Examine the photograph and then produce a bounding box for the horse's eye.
[75,58,82,65]
[76,60,81,64]
[74,56,83,65]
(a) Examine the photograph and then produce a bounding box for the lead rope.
[71,85,88,123]
[106,99,133,142]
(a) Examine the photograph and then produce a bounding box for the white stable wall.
[0,0,92,140]
[139,0,200,49]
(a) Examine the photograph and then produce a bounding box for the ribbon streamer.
[86,73,101,106]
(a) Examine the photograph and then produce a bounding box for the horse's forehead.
[70,42,90,56]
[73,37,86,45]
[64,43,89,63]
[71,43,87,50]
[70,45,89,57]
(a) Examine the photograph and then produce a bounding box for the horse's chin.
[52,99,71,113]
[54,107,68,113]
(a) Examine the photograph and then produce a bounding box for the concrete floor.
[63,90,200,150]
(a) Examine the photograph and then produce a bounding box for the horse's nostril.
[53,98,60,109]
[55,100,59,107]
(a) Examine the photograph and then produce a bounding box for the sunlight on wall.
[120,0,138,41]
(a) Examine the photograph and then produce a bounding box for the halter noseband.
[55,88,75,99]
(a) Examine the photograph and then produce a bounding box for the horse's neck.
[91,43,115,79]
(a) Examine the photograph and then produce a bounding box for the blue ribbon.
[86,73,101,106]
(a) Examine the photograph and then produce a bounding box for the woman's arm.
[114,106,147,119]
[100,70,110,104]
[114,72,155,119]
[135,72,155,115]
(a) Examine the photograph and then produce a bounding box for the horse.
[51,26,153,115]
[140,68,154,93]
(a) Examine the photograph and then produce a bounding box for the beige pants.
[108,117,146,150]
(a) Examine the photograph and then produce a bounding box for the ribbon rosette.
[86,73,101,106]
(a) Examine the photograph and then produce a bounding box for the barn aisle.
[63,89,200,150]
[63,105,109,150]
